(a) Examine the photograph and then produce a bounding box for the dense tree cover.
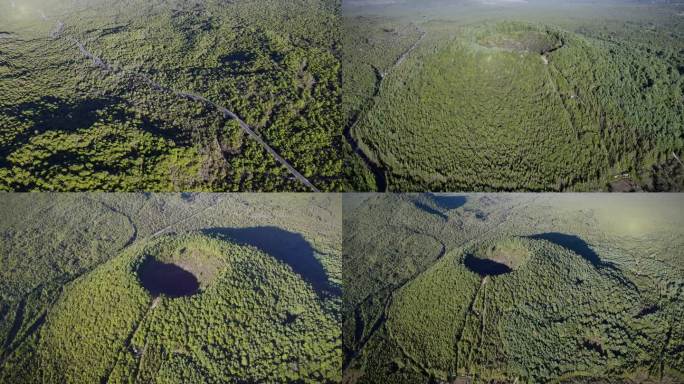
[344,193,684,384]
[389,238,673,382]
[342,193,515,370]
[0,194,134,301]
[341,17,424,123]
[0,193,342,383]
[386,248,480,376]
[0,194,135,367]
[1,235,341,383]
[345,4,684,191]
[0,0,342,191]
[341,17,424,191]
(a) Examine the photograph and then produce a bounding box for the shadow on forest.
[138,258,199,298]
[202,226,340,298]
[220,51,255,64]
[0,95,185,158]
[3,300,24,351]
[412,199,447,219]
[412,194,467,220]
[528,232,616,270]
[216,50,273,76]
[3,96,121,130]
[428,193,467,210]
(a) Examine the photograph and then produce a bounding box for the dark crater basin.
[138,258,199,298]
[464,254,512,276]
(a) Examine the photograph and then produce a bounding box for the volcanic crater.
[464,238,531,276]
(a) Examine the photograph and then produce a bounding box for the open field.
[0,0,342,191]
[343,193,684,383]
[343,0,684,191]
[0,193,342,383]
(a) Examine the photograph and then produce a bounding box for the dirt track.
[343,27,426,191]
[50,19,319,191]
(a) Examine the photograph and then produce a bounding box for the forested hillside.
[343,193,684,383]
[0,193,342,383]
[0,0,342,191]
[343,1,684,191]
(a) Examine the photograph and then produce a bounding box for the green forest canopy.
[0,0,342,191]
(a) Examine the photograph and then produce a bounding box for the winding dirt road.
[51,19,318,192]
[386,30,426,77]
[103,296,161,383]
[344,27,426,191]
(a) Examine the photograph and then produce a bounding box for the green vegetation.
[343,1,684,191]
[477,28,560,53]
[0,193,342,383]
[343,193,684,383]
[468,237,531,270]
[341,16,424,191]
[0,0,342,191]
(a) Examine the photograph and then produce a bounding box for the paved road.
[53,20,319,191]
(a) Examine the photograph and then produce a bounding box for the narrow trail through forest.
[103,296,161,384]
[673,152,684,167]
[343,65,387,191]
[454,276,488,375]
[346,229,445,368]
[46,17,318,191]
[343,27,426,191]
[541,44,583,144]
[89,198,139,249]
[1,197,138,366]
[361,228,446,377]
[388,30,426,75]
